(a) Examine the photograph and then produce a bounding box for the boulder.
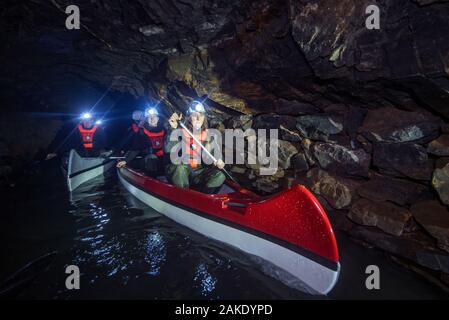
[301,138,316,166]
[291,152,309,173]
[348,198,412,236]
[306,168,360,209]
[357,174,431,206]
[432,164,449,205]
[325,104,367,137]
[252,176,280,194]
[277,140,299,169]
[296,114,344,141]
[313,142,371,177]
[427,135,449,156]
[360,107,440,143]
[411,200,449,252]
[280,125,302,142]
[225,114,253,130]
[373,143,434,181]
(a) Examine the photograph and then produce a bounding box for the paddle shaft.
[108,156,142,160]
[159,95,239,185]
[178,122,238,184]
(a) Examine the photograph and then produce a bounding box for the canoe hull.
[118,168,340,295]
[66,149,115,191]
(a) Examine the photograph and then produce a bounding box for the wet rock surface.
[305,168,360,209]
[411,201,449,253]
[373,143,434,180]
[432,164,449,206]
[312,142,370,177]
[348,198,411,236]
[296,115,343,142]
[360,107,440,143]
[357,174,431,206]
[428,135,449,156]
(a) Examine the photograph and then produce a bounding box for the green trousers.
[165,164,226,194]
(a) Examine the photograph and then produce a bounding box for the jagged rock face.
[3,0,449,116]
[348,199,412,237]
[2,0,449,287]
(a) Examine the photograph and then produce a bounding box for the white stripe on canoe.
[119,172,340,295]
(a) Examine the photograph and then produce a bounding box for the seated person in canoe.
[116,110,146,154]
[165,101,226,194]
[116,107,167,177]
[45,112,107,160]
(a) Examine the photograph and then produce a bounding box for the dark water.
[1,165,448,300]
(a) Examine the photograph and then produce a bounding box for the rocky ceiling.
[2,0,449,118]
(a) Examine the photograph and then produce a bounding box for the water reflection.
[69,182,131,285]
[194,263,217,297]
[143,231,166,276]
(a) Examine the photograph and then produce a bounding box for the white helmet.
[132,110,144,121]
[188,101,206,114]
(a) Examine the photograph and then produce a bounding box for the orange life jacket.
[78,124,98,149]
[182,128,207,168]
[143,128,165,157]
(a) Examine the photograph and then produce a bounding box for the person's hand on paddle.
[46,153,57,161]
[117,161,127,168]
[168,113,182,129]
[214,159,225,170]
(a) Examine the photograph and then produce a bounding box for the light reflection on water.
[144,232,166,276]
[194,263,217,297]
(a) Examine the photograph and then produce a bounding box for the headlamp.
[188,101,206,114]
[145,107,158,116]
[81,112,92,120]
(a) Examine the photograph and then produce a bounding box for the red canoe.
[118,167,340,295]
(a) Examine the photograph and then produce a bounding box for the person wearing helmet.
[45,112,106,160]
[165,101,225,194]
[117,107,167,177]
[131,110,145,134]
[117,109,146,153]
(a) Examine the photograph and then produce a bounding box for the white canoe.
[65,149,115,191]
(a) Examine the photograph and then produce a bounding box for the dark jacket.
[124,123,166,163]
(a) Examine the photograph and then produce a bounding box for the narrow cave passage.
[1,0,449,301]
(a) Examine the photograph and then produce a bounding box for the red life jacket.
[78,124,98,149]
[143,128,165,157]
[182,128,207,168]
[131,123,139,133]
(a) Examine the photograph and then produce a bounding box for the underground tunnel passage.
[1,0,449,302]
